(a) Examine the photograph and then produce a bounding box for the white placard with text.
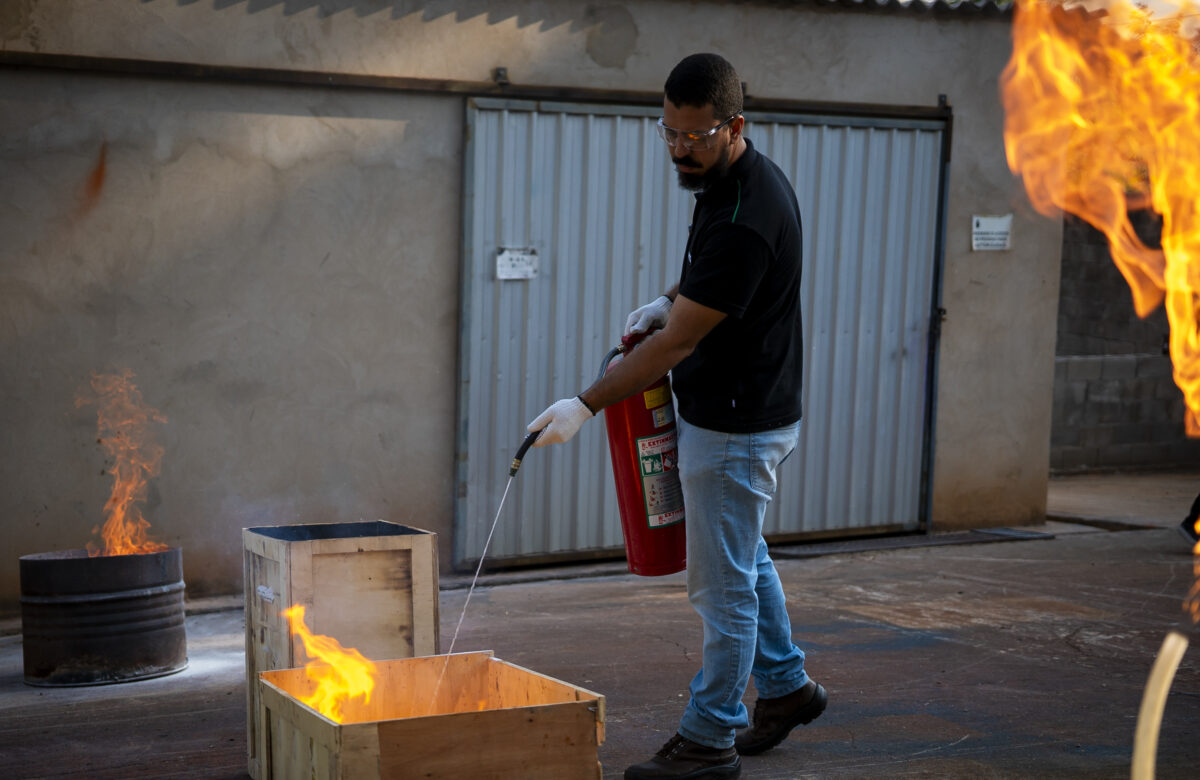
[972,214,1013,251]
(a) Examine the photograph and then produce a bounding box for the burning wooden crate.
[243,521,439,780]
[258,651,605,779]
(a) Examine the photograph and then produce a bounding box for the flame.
[1001,0,1200,436]
[74,369,169,556]
[282,605,378,722]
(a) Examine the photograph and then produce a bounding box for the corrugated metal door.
[456,97,946,567]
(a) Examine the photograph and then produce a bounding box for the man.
[528,53,825,779]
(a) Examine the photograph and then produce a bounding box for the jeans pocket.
[748,435,778,497]
[748,424,800,496]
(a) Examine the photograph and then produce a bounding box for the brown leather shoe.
[734,680,827,756]
[624,733,741,779]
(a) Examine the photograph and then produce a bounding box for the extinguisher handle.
[596,331,652,383]
[621,330,651,351]
[510,429,542,476]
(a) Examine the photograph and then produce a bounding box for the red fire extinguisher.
[600,331,686,576]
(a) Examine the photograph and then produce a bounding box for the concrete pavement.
[0,469,1197,779]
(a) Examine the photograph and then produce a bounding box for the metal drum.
[19,547,188,686]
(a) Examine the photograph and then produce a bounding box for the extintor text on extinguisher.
[637,432,685,528]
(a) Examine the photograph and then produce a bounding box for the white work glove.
[527,397,594,447]
[624,295,673,335]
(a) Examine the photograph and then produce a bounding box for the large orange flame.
[74,369,169,557]
[282,605,378,722]
[1001,0,1200,436]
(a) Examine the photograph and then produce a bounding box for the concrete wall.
[0,70,462,608]
[0,1,1057,612]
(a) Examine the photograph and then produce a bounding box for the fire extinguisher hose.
[596,344,625,382]
[510,342,628,477]
[509,430,541,477]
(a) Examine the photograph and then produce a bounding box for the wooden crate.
[243,521,439,780]
[258,651,605,780]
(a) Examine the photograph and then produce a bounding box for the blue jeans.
[675,416,809,749]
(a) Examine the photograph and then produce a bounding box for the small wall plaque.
[972,214,1012,251]
[496,248,539,280]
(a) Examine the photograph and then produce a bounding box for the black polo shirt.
[673,138,804,433]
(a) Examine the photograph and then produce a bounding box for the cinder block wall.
[1051,216,1200,470]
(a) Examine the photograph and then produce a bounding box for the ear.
[729,115,746,142]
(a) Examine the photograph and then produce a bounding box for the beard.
[673,142,733,192]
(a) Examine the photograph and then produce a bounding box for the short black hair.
[664,53,743,120]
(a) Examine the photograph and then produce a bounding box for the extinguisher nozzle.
[510,429,542,476]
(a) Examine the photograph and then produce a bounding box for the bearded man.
[529,53,825,780]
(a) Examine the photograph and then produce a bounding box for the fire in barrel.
[19,369,187,686]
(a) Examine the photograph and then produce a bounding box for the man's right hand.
[527,397,594,447]
[624,295,673,335]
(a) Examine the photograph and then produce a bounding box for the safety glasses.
[655,115,739,151]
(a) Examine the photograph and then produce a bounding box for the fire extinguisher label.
[643,385,671,410]
[637,432,685,528]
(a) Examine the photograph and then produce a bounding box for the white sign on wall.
[496,248,539,280]
[972,214,1013,251]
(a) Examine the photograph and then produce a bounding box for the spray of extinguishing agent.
[430,420,544,711]
[430,331,687,710]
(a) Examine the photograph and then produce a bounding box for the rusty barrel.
[19,547,188,686]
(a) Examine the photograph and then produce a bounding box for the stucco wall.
[0,69,463,610]
[0,1,1058,611]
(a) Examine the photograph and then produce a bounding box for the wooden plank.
[490,662,581,705]
[276,653,494,724]
[243,539,258,779]
[260,672,377,779]
[245,532,289,780]
[260,677,342,780]
[409,533,440,655]
[338,723,383,780]
[241,527,284,561]
[343,657,420,724]
[376,702,601,779]
[440,655,494,717]
[303,531,422,557]
[267,656,431,724]
[288,539,313,667]
[260,666,317,698]
[329,535,416,553]
[489,658,606,705]
[487,657,606,744]
[311,549,415,660]
[370,652,491,721]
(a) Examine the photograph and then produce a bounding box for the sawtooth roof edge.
[807,0,1014,16]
